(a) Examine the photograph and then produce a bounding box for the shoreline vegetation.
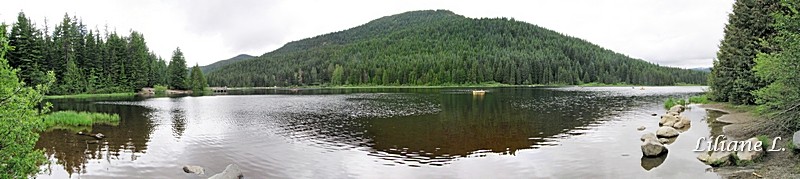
[42,83,708,99]
[41,111,120,131]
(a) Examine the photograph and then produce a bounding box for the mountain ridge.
[207,10,707,87]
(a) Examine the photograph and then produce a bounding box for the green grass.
[689,95,710,104]
[44,92,134,99]
[42,111,120,130]
[664,97,687,109]
[757,135,771,149]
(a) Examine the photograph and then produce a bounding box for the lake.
[35,86,722,178]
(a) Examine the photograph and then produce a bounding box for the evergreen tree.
[709,0,780,104]
[188,64,207,93]
[6,12,46,86]
[167,47,188,90]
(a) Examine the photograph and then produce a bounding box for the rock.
[641,139,668,157]
[77,131,85,135]
[706,151,733,166]
[673,116,691,129]
[658,138,672,144]
[209,164,243,179]
[656,126,680,138]
[697,152,710,162]
[641,133,658,142]
[86,140,99,144]
[794,131,800,151]
[659,115,679,126]
[182,165,205,175]
[669,105,685,113]
[637,126,646,131]
[736,138,764,161]
[651,113,658,116]
[93,133,105,139]
[666,111,680,117]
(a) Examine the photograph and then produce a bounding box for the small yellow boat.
[472,90,486,95]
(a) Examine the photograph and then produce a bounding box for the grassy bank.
[42,111,120,130]
[44,92,135,99]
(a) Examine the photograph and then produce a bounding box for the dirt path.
[700,104,800,179]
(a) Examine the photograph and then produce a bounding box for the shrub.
[154,85,168,95]
[664,97,687,109]
[689,95,709,104]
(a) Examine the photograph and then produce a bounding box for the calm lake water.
[35,86,723,178]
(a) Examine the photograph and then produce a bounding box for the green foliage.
[4,12,168,95]
[750,0,800,132]
[757,135,771,149]
[689,95,709,104]
[154,85,168,95]
[200,54,254,74]
[43,92,133,99]
[0,24,53,178]
[664,97,687,109]
[207,10,708,87]
[41,111,120,128]
[188,64,208,94]
[168,47,188,90]
[709,0,780,104]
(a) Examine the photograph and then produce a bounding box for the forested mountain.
[207,10,708,87]
[199,54,254,74]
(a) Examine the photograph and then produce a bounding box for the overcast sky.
[1,0,733,68]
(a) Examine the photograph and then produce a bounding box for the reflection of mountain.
[266,88,654,166]
[35,101,155,176]
[363,89,643,165]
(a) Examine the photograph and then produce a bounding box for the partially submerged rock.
[641,139,668,157]
[735,138,764,162]
[641,133,658,142]
[705,151,733,166]
[672,116,691,129]
[637,126,646,131]
[669,105,685,113]
[182,165,205,175]
[659,115,680,126]
[209,164,243,179]
[656,126,680,138]
[93,133,105,139]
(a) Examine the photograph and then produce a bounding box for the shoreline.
[44,93,135,100]
[699,103,800,178]
[226,84,707,90]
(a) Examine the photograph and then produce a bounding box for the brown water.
[35,86,722,178]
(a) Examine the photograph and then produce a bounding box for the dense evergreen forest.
[200,54,254,74]
[207,10,708,87]
[709,0,800,132]
[2,12,200,95]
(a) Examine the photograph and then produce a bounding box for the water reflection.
[34,87,715,178]
[36,100,154,177]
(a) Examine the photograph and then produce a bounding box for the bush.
[154,85,168,95]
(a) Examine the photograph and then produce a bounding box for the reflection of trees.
[35,101,154,176]
[361,89,647,165]
[171,108,186,139]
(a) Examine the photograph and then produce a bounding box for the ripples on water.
[36,86,715,178]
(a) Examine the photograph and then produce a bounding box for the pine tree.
[7,12,46,85]
[709,0,780,104]
[167,47,188,90]
[188,64,207,94]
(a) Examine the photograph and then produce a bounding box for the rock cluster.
[640,104,689,157]
[697,137,765,166]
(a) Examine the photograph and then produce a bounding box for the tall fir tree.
[7,12,46,85]
[709,0,780,104]
[167,47,188,90]
[188,64,207,94]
